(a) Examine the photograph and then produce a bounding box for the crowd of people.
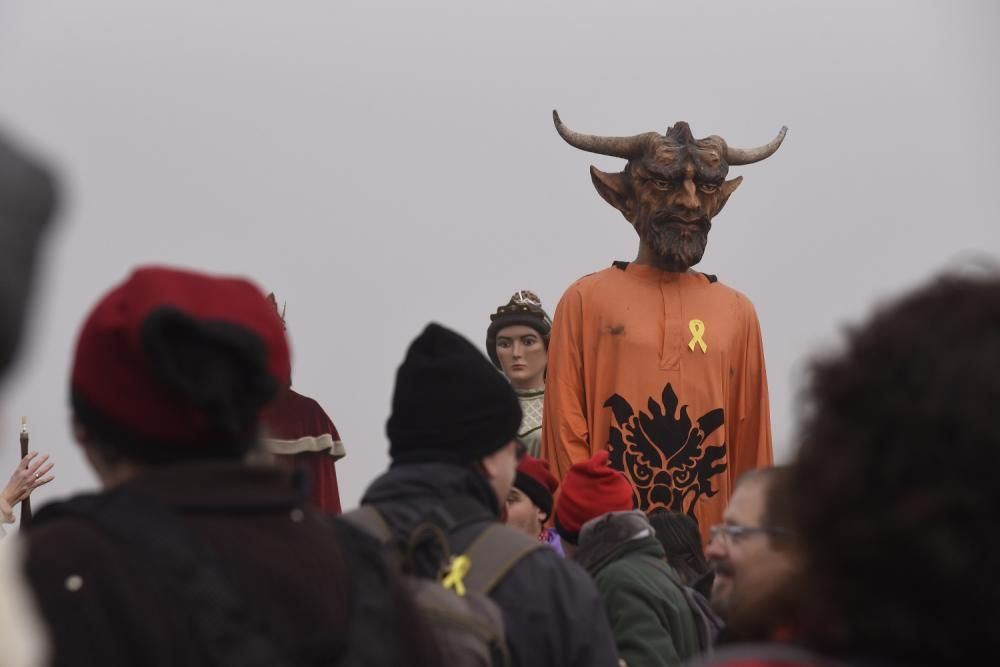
[0,112,997,667]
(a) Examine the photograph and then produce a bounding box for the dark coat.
[23,461,440,667]
[576,511,701,667]
[361,462,620,667]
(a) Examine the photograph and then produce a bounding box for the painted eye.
[697,183,719,194]
[651,178,672,191]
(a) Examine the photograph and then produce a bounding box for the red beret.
[71,266,290,448]
[554,450,634,543]
[514,455,559,519]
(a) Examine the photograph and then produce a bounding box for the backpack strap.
[33,490,296,667]
[431,497,542,594]
[329,518,404,666]
[344,498,540,595]
[459,524,544,595]
[342,504,457,576]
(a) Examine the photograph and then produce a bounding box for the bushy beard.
[720,569,804,643]
[641,216,711,270]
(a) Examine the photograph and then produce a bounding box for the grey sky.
[1,0,997,518]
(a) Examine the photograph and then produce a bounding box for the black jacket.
[24,462,440,667]
[362,462,620,667]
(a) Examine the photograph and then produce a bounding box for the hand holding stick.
[9,418,54,528]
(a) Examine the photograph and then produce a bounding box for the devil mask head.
[554,111,787,271]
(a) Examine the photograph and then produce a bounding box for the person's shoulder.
[286,389,331,416]
[25,513,115,563]
[601,549,688,599]
[701,274,749,300]
[698,277,761,323]
[509,541,597,593]
[22,512,125,599]
[553,265,632,318]
[564,263,629,293]
[592,549,659,586]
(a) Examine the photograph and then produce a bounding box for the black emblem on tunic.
[605,382,727,517]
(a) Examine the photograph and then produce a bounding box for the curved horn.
[725,126,788,165]
[552,110,658,160]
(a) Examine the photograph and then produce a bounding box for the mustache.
[651,213,712,231]
[711,561,734,577]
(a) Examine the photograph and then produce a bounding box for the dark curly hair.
[647,509,712,596]
[785,270,1000,664]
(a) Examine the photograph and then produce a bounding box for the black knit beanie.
[388,323,522,464]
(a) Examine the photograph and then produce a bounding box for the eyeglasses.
[708,523,788,545]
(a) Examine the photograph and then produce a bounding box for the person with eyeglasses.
[704,467,799,644]
[683,272,1000,667]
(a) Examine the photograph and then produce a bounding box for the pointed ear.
[590,166,633,221]
[721,176,743,198]
[712,175,743,217]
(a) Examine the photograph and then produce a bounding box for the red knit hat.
[514,455,559,519]
[554,450,635,543]
[71,266,290,453]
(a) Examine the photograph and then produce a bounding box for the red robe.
[263,387,345,514]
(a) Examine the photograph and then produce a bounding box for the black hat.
[514,455,559,520]
[485,290,552,367]
[388,323,522,464]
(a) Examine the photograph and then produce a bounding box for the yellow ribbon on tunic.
[441,555,471,597]
[688,319,708,353]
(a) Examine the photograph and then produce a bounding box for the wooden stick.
[19,416,31,529]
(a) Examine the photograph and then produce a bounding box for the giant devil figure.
[541,111,785,539]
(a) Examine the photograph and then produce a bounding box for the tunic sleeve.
[541,286,592,481]
[727,298,773,477]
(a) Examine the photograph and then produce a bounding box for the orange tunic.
[541,262,772,541]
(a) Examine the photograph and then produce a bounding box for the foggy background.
[1,1,997,522]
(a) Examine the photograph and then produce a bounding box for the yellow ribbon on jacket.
[688,319,707,353]
[441,555,471,597]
